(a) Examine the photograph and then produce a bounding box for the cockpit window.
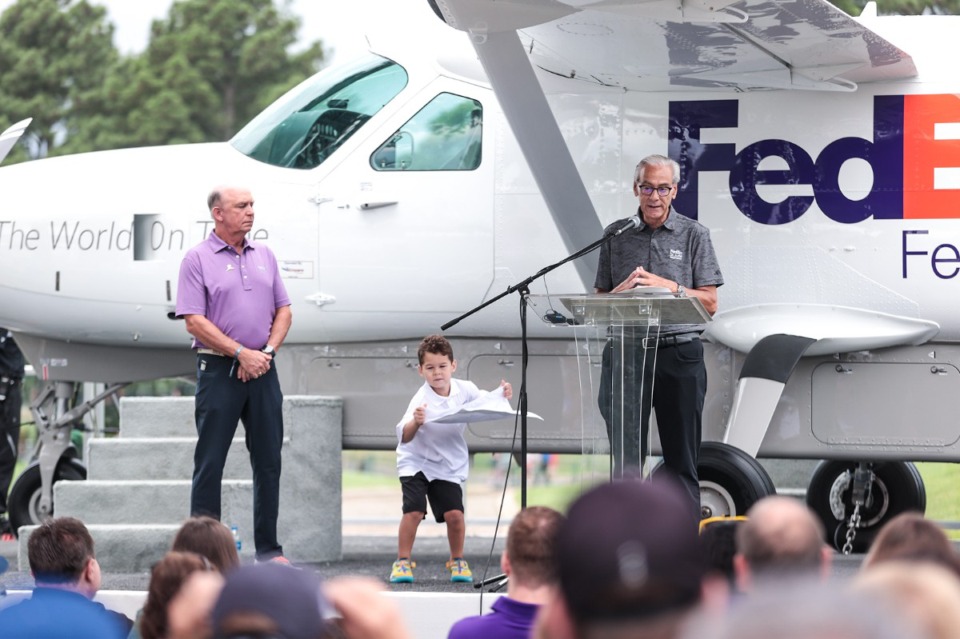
[231,54,408,169]
[371,93,482,171]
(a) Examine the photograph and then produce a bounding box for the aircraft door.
[314,89,494,339]
[252,179,323,341]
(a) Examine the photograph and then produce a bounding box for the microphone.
[607,215,641,237]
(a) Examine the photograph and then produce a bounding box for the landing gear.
[8,458,86,532]
[653,442,777,518]
[806,460,926,553]
[6,380,126,535]
[698,442,777,519]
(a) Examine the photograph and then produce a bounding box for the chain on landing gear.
[841,465,875,555]
[842,503,862,555]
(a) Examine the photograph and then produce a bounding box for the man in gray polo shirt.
[176,185,292,562]
[595,154,723,512]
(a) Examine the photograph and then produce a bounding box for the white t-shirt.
[396,378,482,483]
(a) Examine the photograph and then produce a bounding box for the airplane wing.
[431,0,916,93]
[0,118,31,165]
[705,304,940,356]
[429,0,916,285]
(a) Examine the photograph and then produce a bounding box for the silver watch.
[676,284,685,297]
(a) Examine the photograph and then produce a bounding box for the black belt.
[641,333,700,349]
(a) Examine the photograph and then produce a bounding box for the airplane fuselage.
[3,11,960,463]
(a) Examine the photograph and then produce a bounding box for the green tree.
[0,0,116,162]
[93,0,324,148]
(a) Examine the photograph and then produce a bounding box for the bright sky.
[0,0,369,63]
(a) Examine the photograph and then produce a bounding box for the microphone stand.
[442,218,635,508]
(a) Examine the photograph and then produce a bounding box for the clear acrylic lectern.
[526,289,711,482]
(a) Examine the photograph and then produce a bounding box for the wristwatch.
[676,284,686,297]
[262,345,276,358]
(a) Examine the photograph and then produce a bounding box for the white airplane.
[1,0,958,549]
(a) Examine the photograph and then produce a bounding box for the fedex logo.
[668,95,960,224]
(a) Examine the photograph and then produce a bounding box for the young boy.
[390,334,512,584]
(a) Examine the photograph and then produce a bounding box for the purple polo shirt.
[176,231,290,350]
[446,597,540,639]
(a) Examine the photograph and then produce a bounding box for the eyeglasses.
[638,184,674,196]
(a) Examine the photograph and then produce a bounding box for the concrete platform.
[18,396,344,569]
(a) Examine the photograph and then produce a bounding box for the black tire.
[697,442,777,519]
[653,442,777,519]
[8,458,87,535]
[806,460,926,553]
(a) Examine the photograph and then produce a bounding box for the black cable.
[475,351,525,610]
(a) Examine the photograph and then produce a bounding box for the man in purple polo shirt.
[176,185,292,563]
[447,506,564,639]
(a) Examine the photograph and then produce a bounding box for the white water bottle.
[231,525,242,552]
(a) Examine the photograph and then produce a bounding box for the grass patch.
[916,462,960,539]
[343,470,397,490]
[516,483,583,512]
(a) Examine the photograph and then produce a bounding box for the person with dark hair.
[534,476,708,639]
[138,551,216,639]
[390,334,512,584]
[0,327,25,539]
[172,515,241,573]
[0,517,130,638]
[448,506,565,639]
[595,154,723,509]
[176,185,293,563]
[699,518,743,586]
[861,511,960,577]
[733,496,831,591]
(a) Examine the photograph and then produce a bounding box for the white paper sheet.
[429,386,543,424]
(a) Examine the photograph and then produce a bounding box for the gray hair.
[634,154,680,185]
[207,188,223,212]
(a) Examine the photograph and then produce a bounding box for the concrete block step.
[85,437,290,481]
[119,397,196,438]
[22,396,346,572]
[54,479,253,526]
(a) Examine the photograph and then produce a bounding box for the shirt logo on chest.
[226,264,235,272]
[669,249,684,261]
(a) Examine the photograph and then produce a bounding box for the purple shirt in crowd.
[446,596,540,639]
[176,232,290,350]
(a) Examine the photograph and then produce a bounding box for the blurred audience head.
[211,563,332,639]
[681,580,925,639]
[172,516,241,573]
[734,496,830,590]
[541,475,704,639]
[504,505,565,589]
[141,551,217,639]
[699,518,743,585]
[855,560,960,639]
[862,512,960,577]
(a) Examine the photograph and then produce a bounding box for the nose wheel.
[654,442,776,519]
[806,460,925,553]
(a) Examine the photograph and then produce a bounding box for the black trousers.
[0,376,22,516]
[192,354,284,559]
[598,334,705,510]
